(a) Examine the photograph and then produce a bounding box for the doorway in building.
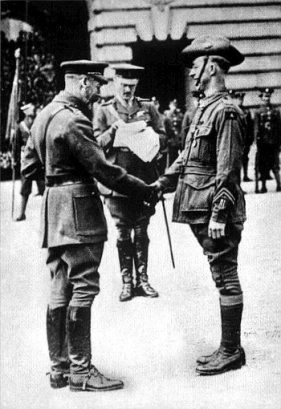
[131,37,190,112]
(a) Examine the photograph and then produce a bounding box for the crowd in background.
[1,30,280,192]
[1,30,57,177]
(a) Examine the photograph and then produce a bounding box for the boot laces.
[122,283,132,293]
[82,365,109,390]
[141,282,154,292]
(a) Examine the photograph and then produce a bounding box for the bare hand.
[150,181,163,199]
[208,220,226,239]
[111,119,125,131]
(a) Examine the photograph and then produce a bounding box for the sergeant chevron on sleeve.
[153,35,247,376]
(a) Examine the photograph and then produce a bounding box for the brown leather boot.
[69,365,124,392]
[46,306,70,388]
[133,233,158,298]
[196,345,246,366]
[68,307,123,392]
[117,240,134,302]
[196,299,245,375]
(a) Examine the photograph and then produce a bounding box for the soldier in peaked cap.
[254,88,281,193]
[94,63,165,302]
[229,90,254,182]
[21,60,157,392]
[152,36,247,375]
[13,103,45,221]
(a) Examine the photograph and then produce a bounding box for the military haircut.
[209,56,230,73]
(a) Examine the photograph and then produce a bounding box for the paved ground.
[1,172,281,409]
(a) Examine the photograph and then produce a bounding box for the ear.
[80,75,88,87]
[208,61,217,76]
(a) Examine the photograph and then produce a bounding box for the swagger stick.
[154,162,175,269]
[160,195,175,269]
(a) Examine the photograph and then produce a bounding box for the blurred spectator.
[229,90,254,182]
[1,29,57,174]
[151,96,167,172]
[254,88,281,193]
[13,103,45,221]
[163,99,184,166]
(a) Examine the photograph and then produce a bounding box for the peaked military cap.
[182,36,244,67]
[192,90,205,99]
[111,63,144,78]
[228,90,245,99]
[60,60,108,84]
[20,103,35,116]
[259,87,274,97]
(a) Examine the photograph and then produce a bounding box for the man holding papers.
[94,63,165,302]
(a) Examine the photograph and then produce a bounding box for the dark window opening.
[131,37,190,112]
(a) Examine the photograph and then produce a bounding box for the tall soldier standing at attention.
[153,36,247,375]
[254,88,281,193]
[94,64,165,302]
[21,60,157,392]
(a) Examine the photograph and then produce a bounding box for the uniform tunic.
[158,92,246,225]
[22,91,153,248]
[94,96,165,227]
[157,91,246,290]
[94,96,165,195]
[254,104,281,176]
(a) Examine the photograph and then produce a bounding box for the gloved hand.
[149,181,164,200]
[143,185,159,207]
[142,186,158,217]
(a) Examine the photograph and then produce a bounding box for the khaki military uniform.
[94,96,164,294]
[254,104,281,182]
[158,92,246,293]
[22,91,153,308]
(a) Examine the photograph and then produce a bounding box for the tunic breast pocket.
[189,126,215,163]
[73,192,107,236]
[180,174,215,212]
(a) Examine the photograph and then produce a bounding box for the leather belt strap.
[46,176,93,187]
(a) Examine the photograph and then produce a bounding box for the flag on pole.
[5,48,21,219]
[5,48,21,146]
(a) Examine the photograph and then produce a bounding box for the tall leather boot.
[117,239,134,302]
[46,306,70,388]
[68,306,124,392]
[243,157,252,181]
[15,195,28,221]
[273,169,281,191]
[133,232,158,298]
[196,298,245,375]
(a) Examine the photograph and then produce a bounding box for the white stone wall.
[88,0,281,108]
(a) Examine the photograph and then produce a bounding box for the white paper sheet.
[114,121,160,162]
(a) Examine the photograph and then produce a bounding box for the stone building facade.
[2,0,281,110]
[87,0,281,109]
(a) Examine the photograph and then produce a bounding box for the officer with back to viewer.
[152,36,247,375]
[21,60,157,392]
[254,88,281,193]
[94,63,165,302]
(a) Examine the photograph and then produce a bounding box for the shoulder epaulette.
[136,97,151,103]
[101,98,115,106]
